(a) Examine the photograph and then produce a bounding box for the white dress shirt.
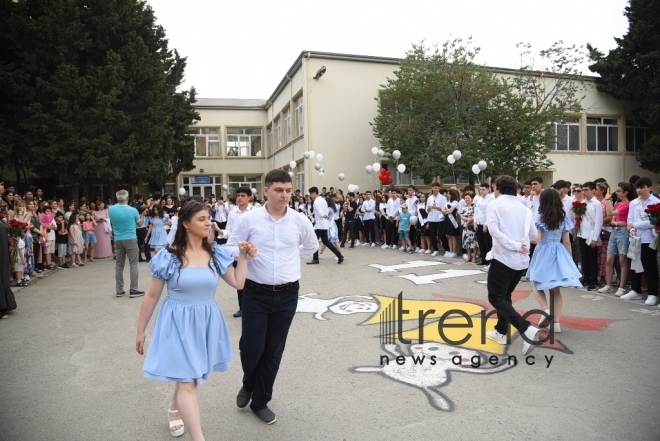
[218,204,256,239]
[627,195,660,244]
[362,199,376,220]
[474,193,493,225]
[486,195,538,271]
[407,195,419,216]
[214,201,227,223]
[427,193,447,222]
[227,206,318,285]
[562,194,575,223]
[578,197,603,245]
[313,196,330,230]
[386,198,401,221]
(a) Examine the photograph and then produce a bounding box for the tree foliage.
[587,0,660,174]
[371,38,588,182]
[0,0,199,193]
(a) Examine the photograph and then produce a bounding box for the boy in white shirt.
[577,182,603,291]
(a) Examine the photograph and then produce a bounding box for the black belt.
[246,279,298,292]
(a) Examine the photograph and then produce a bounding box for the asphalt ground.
[1,245,659,441]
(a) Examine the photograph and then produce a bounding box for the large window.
[295,96,304,137]
[296,162,305,194]
[267,125,273,156]
[228,175,262,198]
[226,128,262,157]
[182,175,222,198]
[549,119,580,151]
[587,118,618,152]
[274,117,281,151]
[626,121,648,152]
[191,128,220,157]
[443,175,470,185]
[284,106,291,144]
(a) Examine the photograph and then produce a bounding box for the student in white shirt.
[426,183,447,256]
[485,175,540,355]
[308,187,343,264]
[362,191,377,245]
[384,189,401,249]
[529,176,544,216]
[227,169,318,424]
[474,183,493,265]
[577,182,603,290]
[406,186,419,251]
[623,177,659,304]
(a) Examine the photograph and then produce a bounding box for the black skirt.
[444,212,461,237]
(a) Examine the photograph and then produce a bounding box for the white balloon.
[319,171,324,177]
[338,173,345,181]
[251,188,257,195]
[289,161,297,169]
[354,185,359,192]
[319,168,324,173]
[314,163,321,171]
[371,147,379,155]
[365,165,373,174]
[478,160,487,170]
[288,171,294,178]
[303,152,311,160]
[221,184,229,191]
[392,150,401,160]
[472,164,481,175]
[397,164,406,173]
[447,155,455,164]
[372,162,381,172]
[452,150,462,160]
[410,215,419,226]
[308,151,315,158]
[348,184,356,192]
[178,187,186,196]
[377,149,385,157]
[316,153,323,161]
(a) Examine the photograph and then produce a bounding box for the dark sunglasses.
[574,189,583,193]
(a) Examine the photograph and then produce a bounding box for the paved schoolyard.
[1,246,659,440]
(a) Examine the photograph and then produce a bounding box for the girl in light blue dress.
[146,203,170,254]
[527,189,582,333]
[136,200,255,439]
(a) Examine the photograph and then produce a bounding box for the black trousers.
[386,219,398,246]
[334,219,343,245]
[341,219,355,247]
[364,219,377,244]
[579,238,599,285]
[429,221,448,252]
[313,229,341,260]
[487,259,530,335]
[409,224,417,248]
[136,228,151,261]
[632,243,659,296]
[476,224,492,262]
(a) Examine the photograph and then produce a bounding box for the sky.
[146,0,630,100]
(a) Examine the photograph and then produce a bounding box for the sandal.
[168,405,185,437]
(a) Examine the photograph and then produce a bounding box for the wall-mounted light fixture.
[313,66,326,80]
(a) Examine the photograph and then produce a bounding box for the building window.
[295,96,304,137]
[267,125,273,156]
[226,128,262,157]
[587,118,618,152]
[626,121,648,152]
[284,106,291,144]
[274,117,281,150]
[549,119,580,151]
[181,175,221,198]
[191,128,220,157]
[443,175,470,185]
[296,162,305,194]
[228,175,262,198]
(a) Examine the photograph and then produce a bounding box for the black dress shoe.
[253,406,276,424]
[307,260,320,265]
[348,246,355,249]
[337,255,344,264]
[129,290,145,298]
[476,261,488,266]
[236,387,251,408]
[139,258,146,262]
[233,310,243,317]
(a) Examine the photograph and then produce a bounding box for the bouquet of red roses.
[7,219,29,265]
[572,201,587,229]
[644,203,660,248]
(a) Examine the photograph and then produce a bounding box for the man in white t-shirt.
[426,183,447,256]
[362,191,377,246]
[308,187,343,264]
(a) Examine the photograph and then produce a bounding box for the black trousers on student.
[409,224,417,248]
[632,243,659,296]
[136,228,151,261]
[341,220,355,247]
[364,219,377,244]
[476,224,492,262]
[429,221,447,252]
[312,229,341,260]
[386,219,398,246]
[579,238,599,286]
[335,219,343,245]
[487,259,530,335]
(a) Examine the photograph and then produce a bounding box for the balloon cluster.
[471,160,488,175]
[302,151,327,177]
[378,167,393,185]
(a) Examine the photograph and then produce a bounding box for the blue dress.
[328,208,339,242]
[149,216,168,247]
[526,215,582,290]
[144,244,233,384]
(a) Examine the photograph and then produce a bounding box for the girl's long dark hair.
[538,189,564,230]
[167,201,221,283]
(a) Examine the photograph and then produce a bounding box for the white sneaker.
[486,330,507,345]
[645,295,658,306]
[484,265,490,271]
[597,286,613,293]
[444,251,450,257]
[554,323,561,333]
[431,251,439,257]
[615,288,626,297]
[424,250,431,254]
[449,252,457,258]
[399,246,405,250]
[522,326,540,355]
[416,249,424,253]
[620,290,642,300]
[371,243,375,247]
[381,244,389,249]
[415,247,420,252]
[392,245,398,249]
[463,253,468,260]
[361,242,369,246]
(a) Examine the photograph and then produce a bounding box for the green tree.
[372,39,588,182]
[0,0,199,195]
[587,0,660,173]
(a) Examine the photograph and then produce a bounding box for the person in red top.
[599,183,634,296]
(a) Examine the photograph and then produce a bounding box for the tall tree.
[587,0,660,173]
[0,0,199,194]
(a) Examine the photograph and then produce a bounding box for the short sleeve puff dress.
[143,244,234,384]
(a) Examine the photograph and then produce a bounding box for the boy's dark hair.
[408,185,416,190]
[582,181,597,190]
[440,189,448,195]
[629,175,640,184]
[431,182,441,188]
[347,192,355,197]
[462,185,475,193]
[265,169,291,187]
[134,194,143,200]
[635,177,652,188]
[479,183,490,189]
[523,179,532,186]
[235,187,251,197]
[551,180,570,190]
[308,186,319,195]
[530,176,544,185]
[495,176,519,196]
